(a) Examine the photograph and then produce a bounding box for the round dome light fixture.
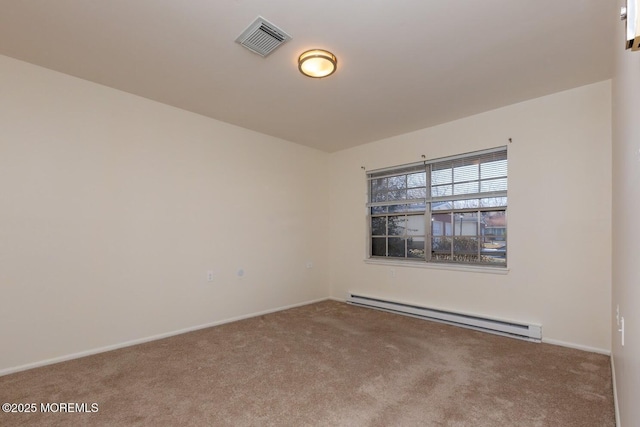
[298,49,337,78]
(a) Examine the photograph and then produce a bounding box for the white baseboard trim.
[0,297,330,377]
[611,355,621,427]
[541,338,610,355]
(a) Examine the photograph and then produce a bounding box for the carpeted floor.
[0,300,615,426]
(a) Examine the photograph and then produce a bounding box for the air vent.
[235,16,292,57]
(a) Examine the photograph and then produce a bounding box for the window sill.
[363,258,509,275]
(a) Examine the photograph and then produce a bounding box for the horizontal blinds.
[367,146,507,208]
[429,147,507,204]
[426,146,507,167]
[367,162,425,179]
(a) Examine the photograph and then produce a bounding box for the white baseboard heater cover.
[346,293,542,342]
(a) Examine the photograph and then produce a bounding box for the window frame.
[366,146,508,268]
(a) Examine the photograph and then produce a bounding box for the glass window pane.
[371,217,386,235]
[453,253,479,263]
[454,213,478,236]
[480,159,507,179]
[371,206,388,214]
[454,164,479,183]
[453,199,480,209]
[432,213,453,236]
[432,220,443,236]
[389,204,409,213]
[388,237,405,257]
[481,211,506,241]
[371,178,387,193]
[388,216,406,235]
[480,197,507,208]
[407,188,427,199]
[433,253,453,262]
[372,238,386,256]
[373,192,386,202]
[406,215,425,236]
[387,189,407,201]
[387,175,407,190]
[454,236,478,253]
[481,218,506,262]
[432,201,453,211]
[453,181,479,195]
[431,168,452,185]
[481,178,507,193]
[480,250,506,265]
[407,237,425,258]
[432,184,452,197]
[483,228,506,239]
[432,236,452,252]
[406,202,426,212]
[407,172,426,188]
[481,211,506,226]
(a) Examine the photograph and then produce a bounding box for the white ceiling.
[0,1,615,152]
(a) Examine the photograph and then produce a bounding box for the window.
[367,147,507,266]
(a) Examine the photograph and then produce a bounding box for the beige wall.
[0,52,615,378]
[0,55,330,373]
[329,81,612,352]
[612,9,640,426]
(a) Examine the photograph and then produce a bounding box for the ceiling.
[0,1,615,153]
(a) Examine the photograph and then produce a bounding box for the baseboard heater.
[346,293,542,342]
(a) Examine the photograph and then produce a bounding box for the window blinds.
[367,146,507,209]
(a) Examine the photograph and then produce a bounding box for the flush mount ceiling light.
[298,49,337,78]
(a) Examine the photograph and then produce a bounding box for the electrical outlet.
[237,268,244,277]
[306,261,313,269]
[207,270,214,282]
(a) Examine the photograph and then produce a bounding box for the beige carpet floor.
[0,300,615,426]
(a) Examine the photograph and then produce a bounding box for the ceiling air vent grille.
[235,16,292,57]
